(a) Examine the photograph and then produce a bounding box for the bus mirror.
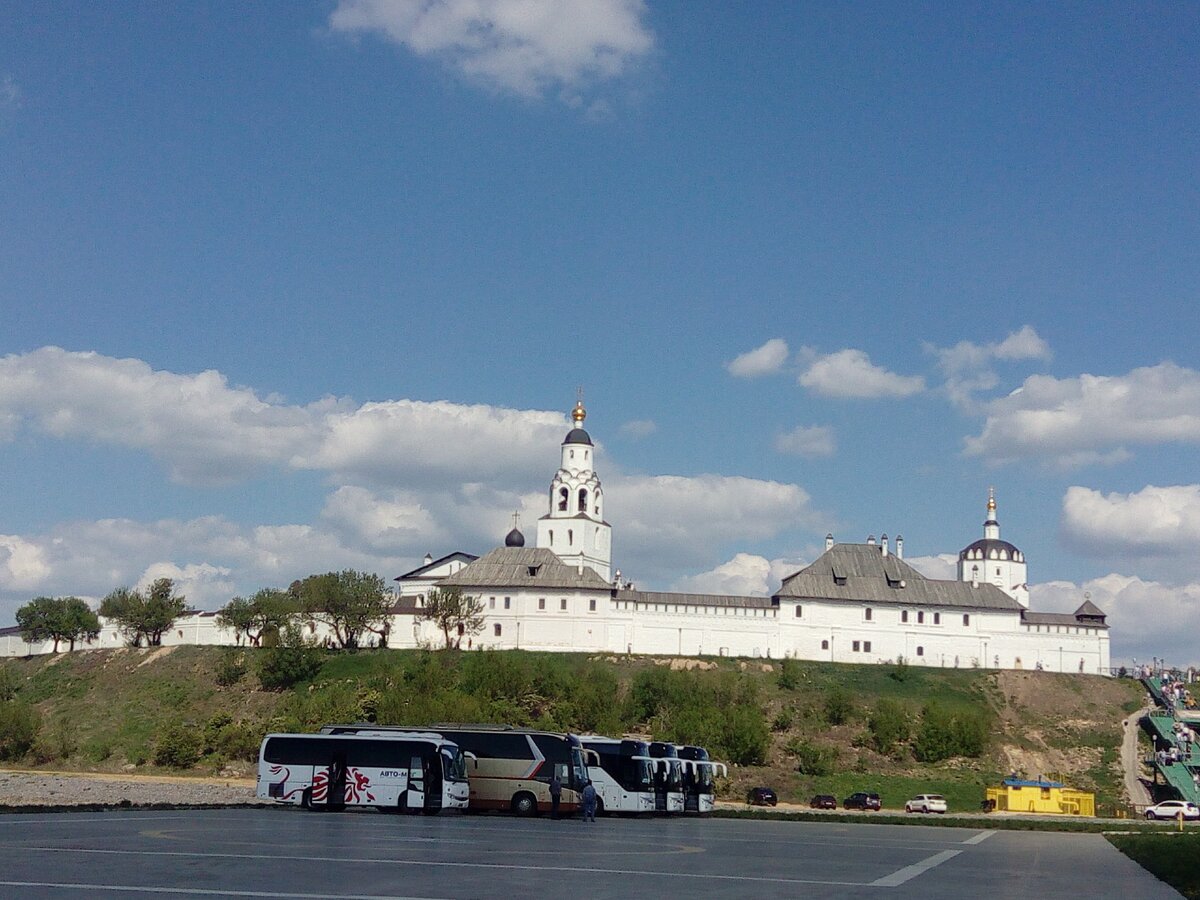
[584,749,601,765]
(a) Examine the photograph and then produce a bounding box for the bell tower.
[535,396,612,581]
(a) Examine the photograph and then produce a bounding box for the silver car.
[904,794,948,814]
[1144,800,1199,820]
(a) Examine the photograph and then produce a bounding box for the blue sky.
[1,1,1198,666]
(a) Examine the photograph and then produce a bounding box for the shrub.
[777,658,802,690]
[257,626,324,691]
[215,652,247,687]
[772,707,795,732]
[824,688,854,726]
[153,721,203,769]
[786,738,838,776]
[889,656,911,682]
[0,664,20,701]
[83,739,113,763]
[867,698,910,754]
[0,700,40,760]
[912,702,989,762]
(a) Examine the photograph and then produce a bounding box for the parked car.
[746,787,778,807]
[843,791,882,811]
[809,794,837,810]
[904,794,948,814]
[1144,800,1200,820]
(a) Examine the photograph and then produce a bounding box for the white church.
[391,401,1111,674]
[0,400,1111,674]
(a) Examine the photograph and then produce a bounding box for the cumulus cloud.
[1061,484,1200,561]
[903,553,958,581]
[798,348,924,399]
[928,325,1052,410]
[1031,574,1200,667]
[618,419,657,439]
[328,0,654,100]
[672,553,804,597]
[0,535,51,591]
[965,362,1200,466]
[726,338,789,378]
[774,424,835,458]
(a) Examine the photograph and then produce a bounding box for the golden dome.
[572,400,587,425]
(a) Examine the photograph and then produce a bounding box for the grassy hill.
[0,646,1144,814]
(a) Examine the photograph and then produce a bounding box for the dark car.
[746,787,778,807]
[843,791,882,811]
[809,794,837,810]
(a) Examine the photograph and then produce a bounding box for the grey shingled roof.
[613,589,775,610]
[1022,609,1109,629]
[775,543,1023,611]
[437,547,612,591]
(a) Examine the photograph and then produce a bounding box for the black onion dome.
[563,427,593,446]
[504,528,526,548]
[958,538,1023,562]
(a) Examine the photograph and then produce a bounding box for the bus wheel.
[301,788,314,810]
[511,792,538,817]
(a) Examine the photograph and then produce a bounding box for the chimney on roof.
[867,534,876,546]
[614,568,622,587]
[971,564,979,588]
[896,535,903,559]
[825,533,834,552]
[881,534,889,557]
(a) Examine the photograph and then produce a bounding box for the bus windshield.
[442,748,468,783]
[570,746,588,790]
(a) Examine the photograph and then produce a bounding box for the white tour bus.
[647,741,686,813]
[678,745,728,813]
[257,731,469,813]
[579,736,657,815]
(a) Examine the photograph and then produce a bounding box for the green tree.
[293,570,392,650]
[257,624,325,691]
[217,589,297,647]
[418,586,486,650]
[913,702,990,762]
[99,578,186,647]
[15,596,101,652]
[824,688,854,726]
[867,698,910,754]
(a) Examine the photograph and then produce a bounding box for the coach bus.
[257,731,469,813]
[579,736,657,815]
[647,741,686,813]
[322,724,590,817]
[678,745,728,813]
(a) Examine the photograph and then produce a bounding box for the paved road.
[0,808,1182,899]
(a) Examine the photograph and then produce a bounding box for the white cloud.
[1062,484,1200,560]
[0,535,51,591]
[329,0,654,100]
[1031,574,1200,668]
[619,419,657,439]
[672,552,802,597]
[726,338,789,378]
[928,325,1052,411]
[774,424,835,458]
[798,349,924,399]
[965,362,1200,466]
[903,553,958,581]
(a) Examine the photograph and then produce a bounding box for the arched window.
[558,487,568,511]
[821,640,829,650]
[578,488,588,512]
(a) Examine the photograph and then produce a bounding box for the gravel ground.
[0,769,266,808]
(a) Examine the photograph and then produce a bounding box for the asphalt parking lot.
[0,808,1182,899]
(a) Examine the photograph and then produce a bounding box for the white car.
[904,794,948,814]
[1144,800,1200,820]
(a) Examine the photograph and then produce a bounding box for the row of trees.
[14,571,488,653]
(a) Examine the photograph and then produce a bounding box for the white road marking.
[1,845,869,887]
[0,815,192,827]
[962,830,995,845]
[0,881,448,899]
[871,849,962,887]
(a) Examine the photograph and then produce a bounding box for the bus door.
[327,751,347,810]
[425,753,443,811]
[405,754,426,811]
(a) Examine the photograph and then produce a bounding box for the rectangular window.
[589,599,596,612]
[933,612,941,625]
[901,610,908,623]
[852,640,861,652]
[494,623,502,637]
[795,605,802,617]
[917,611,924,624]
[865,608,873,621]
[489,596,495,609]
[560,598,567,611]
[963,614,970,626]
[538,598,546,610]
[864,641,872,653]
[504,597,511,610]
[916,646,924,657]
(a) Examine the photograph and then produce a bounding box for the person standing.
[581,779,597,823]
[549,773,562,820]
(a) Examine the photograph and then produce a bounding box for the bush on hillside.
[257,625,324,691]
[0,664,20,701]
[867,698,910,755]
[912,702,989,762]
[0,700,41,760]
[153,720,203,769]
[777,658,802,690]
[824,688,854,726]
[215,651,247,687]
[786,738,839,776]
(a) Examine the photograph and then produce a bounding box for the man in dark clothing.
[549,774,562,820]
[581,780,597,823]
